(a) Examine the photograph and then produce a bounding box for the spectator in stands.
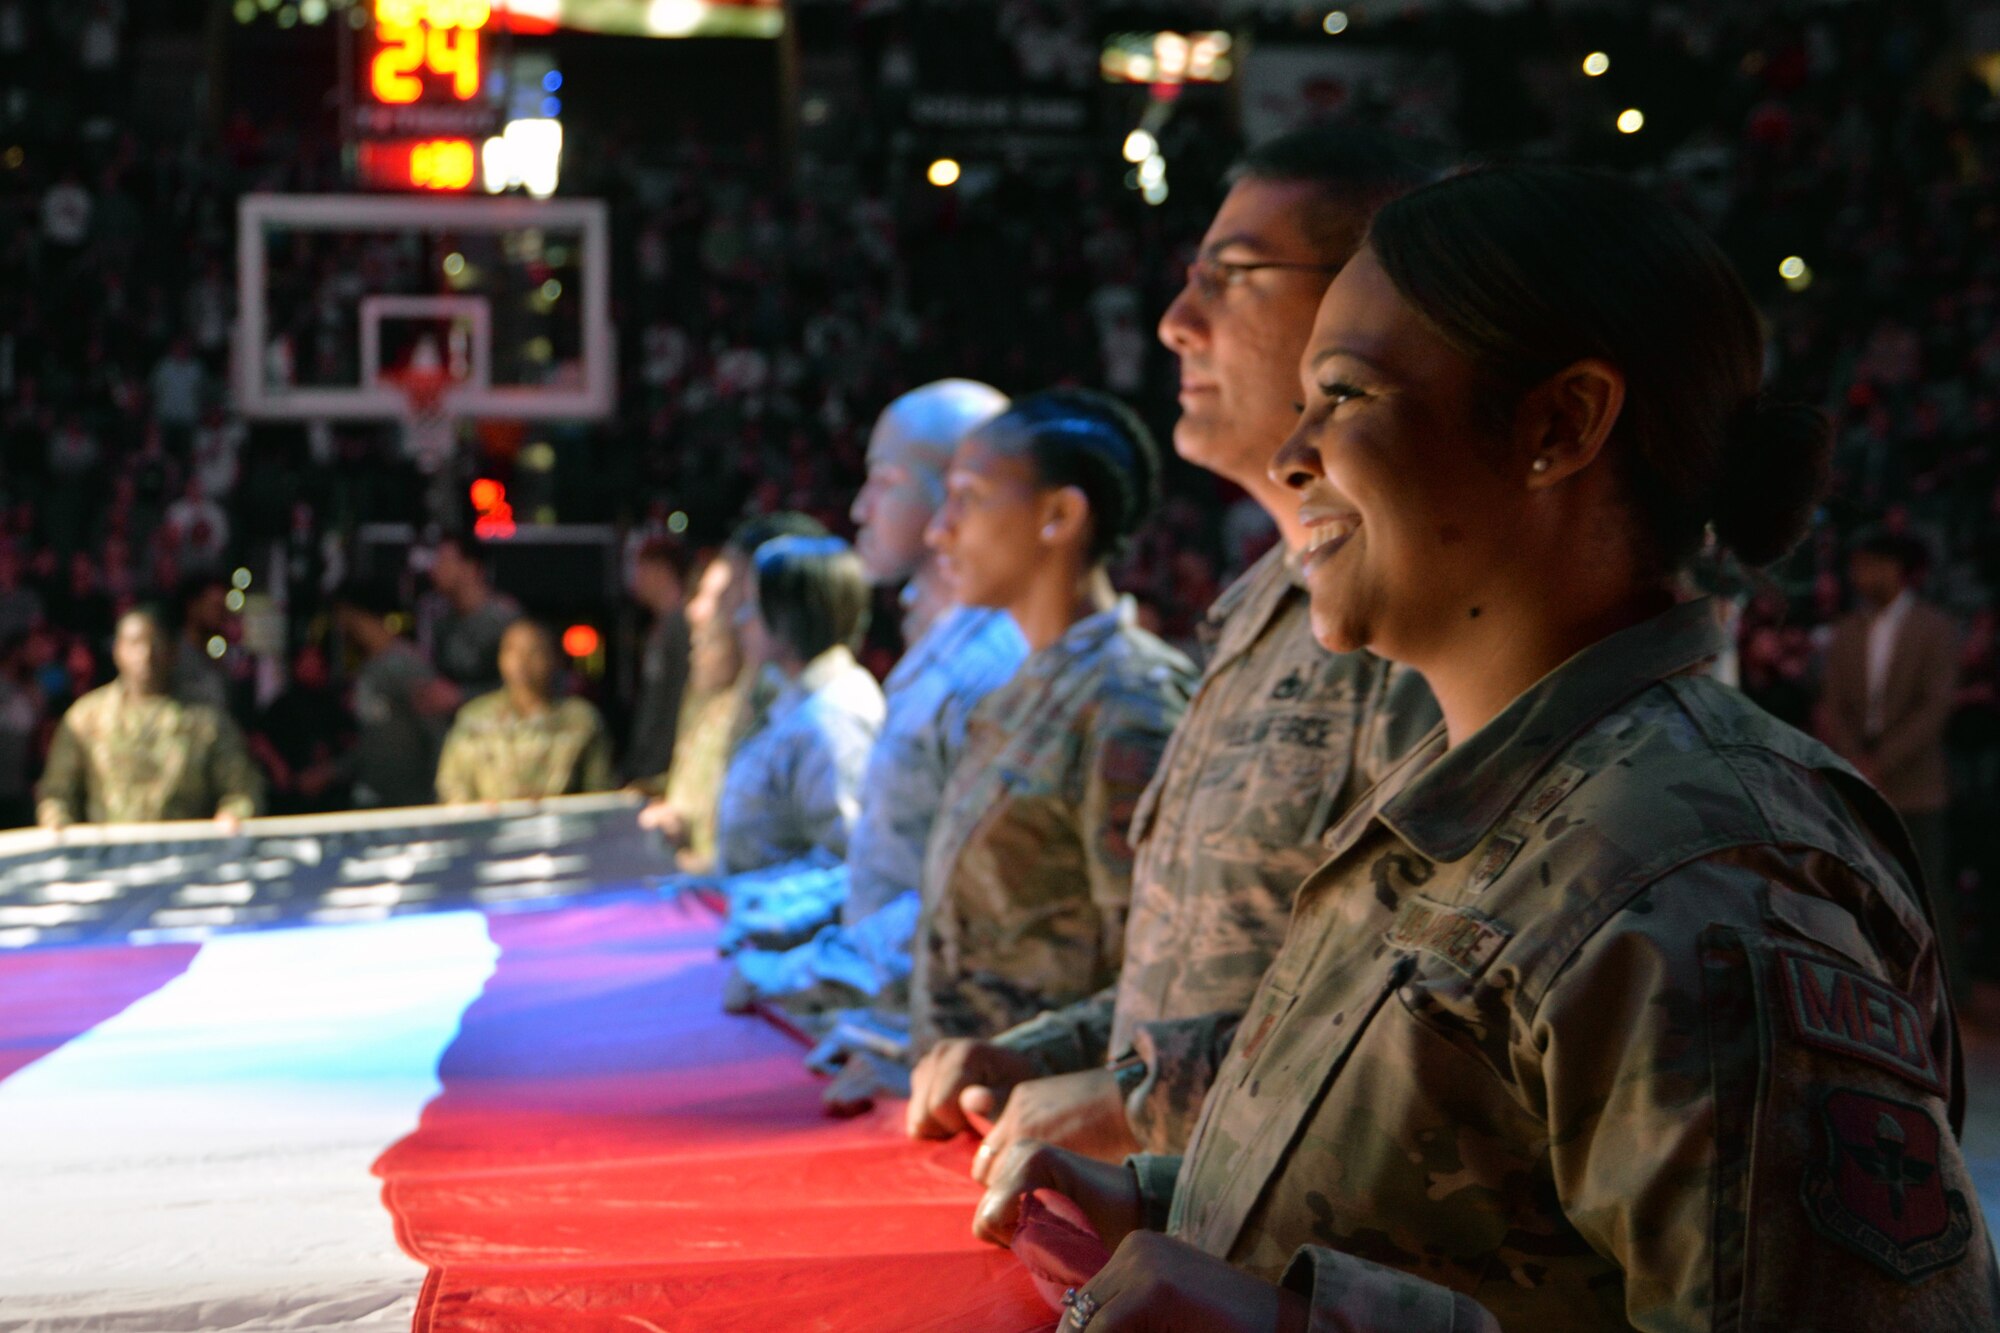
[35,605,260,829]
[709,534,882,901]
[621,537,691,787]
[425,534,521,697]
[247,641,352,815]
[1819,529,1966,997]
[909,390,1195,1057]
[435,617,615,804]
[173,575,231,713]
[333,580,456,809]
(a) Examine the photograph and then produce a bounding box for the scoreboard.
[350,0,506,192]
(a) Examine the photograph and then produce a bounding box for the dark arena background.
[3,1,2000,1329]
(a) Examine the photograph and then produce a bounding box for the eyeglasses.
[1183,256,1340,304]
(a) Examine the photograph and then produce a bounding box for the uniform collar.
[1023,596,1134,675]
[1378,597,1727,864]
[779,645,858,708]
[1200,544,1301,666]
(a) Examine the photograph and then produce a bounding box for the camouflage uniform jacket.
[910,598,1195,1056]
[36,684,263,825]
[993,547,1437,1151]
[1133,598,1998,1331]
[713,646,884,878]
[434,691,616,803]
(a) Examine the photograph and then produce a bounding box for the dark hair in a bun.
[1711,398,1832,567]
[984,388,1161,563]
[1367,165,1831,571]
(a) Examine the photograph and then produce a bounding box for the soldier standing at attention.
[909,125,1440,1168]
[911,389,1196,1057]
[36,606,261,828]
[434,618,615,803]
[722,379,1026,1010]
[976,167,1999,1329]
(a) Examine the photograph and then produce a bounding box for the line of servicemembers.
[32,597,620,829]
[655,125,2000,1330]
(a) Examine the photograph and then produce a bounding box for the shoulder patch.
[1386,896,1510,978]
[1777,951,1944,1096]
[1801,1086,1972,1281]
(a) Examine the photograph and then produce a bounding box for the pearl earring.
[1530,457,1551,474]
[1041,523,1059,539]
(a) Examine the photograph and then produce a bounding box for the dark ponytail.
[1366,166,1831,571]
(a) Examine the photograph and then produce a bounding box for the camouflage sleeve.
[576,713,617,794]
[433,720,476,804]
[1534,856,1999,1330]
[1280,1249,1501,1333]
[209,713,264,818]
[990,987,1117,1075]
[1077,706,1175,977]
[1126,1153,1183,1234]
[1125,1010,1242,1154]
[34,718,86,826]
[791,724,867,866]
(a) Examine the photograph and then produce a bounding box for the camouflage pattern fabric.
[993,549,1437,1153]
[726,605,1026,1009]
[713,646,884,878]
[1137,598,1998,1330]
[647,676,750,872]
[434,691,616,803]
[36,684,262,825]
[910,598,1194,1056]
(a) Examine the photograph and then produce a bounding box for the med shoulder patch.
[1776,950,1944,1095]
[1801,1086,1972,1281]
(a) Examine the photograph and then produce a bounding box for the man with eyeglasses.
[907,125,1442,1172]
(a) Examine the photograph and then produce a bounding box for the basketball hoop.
[387,347,458,473]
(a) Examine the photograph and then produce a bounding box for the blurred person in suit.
[1820,528,1965,1000]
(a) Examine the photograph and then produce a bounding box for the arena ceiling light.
[1323,11,1349,35]
[1122,129,1157,164]
[926,158,961,188]
[1583,51,1610,77]
[1617,108,1645,134]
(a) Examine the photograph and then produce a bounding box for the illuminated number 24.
[371,0,485,105]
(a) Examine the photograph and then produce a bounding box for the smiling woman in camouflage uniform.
[978,168,1999,1331]
[911,389,1196,1058]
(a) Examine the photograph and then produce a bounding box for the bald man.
[723,380,1027,1025]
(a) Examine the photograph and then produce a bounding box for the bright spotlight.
[927,158,961,188]
[1583,52,1610,77]
[1617,108,1645,134]
[1122,129,1157,164]
[1322,11,1349,34]
[1780,256,1813,291]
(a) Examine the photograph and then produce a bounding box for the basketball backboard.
[234,193,614,423]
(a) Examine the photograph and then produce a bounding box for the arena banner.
[0,793,664,951]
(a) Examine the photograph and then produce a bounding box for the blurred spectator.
[173,576,232,712]
[248,642,353,815]
[425,534,522,697]
[1818,530,1965,996]
[623,537,692,786]
[333,580,456,809]
[0,641,40,829]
